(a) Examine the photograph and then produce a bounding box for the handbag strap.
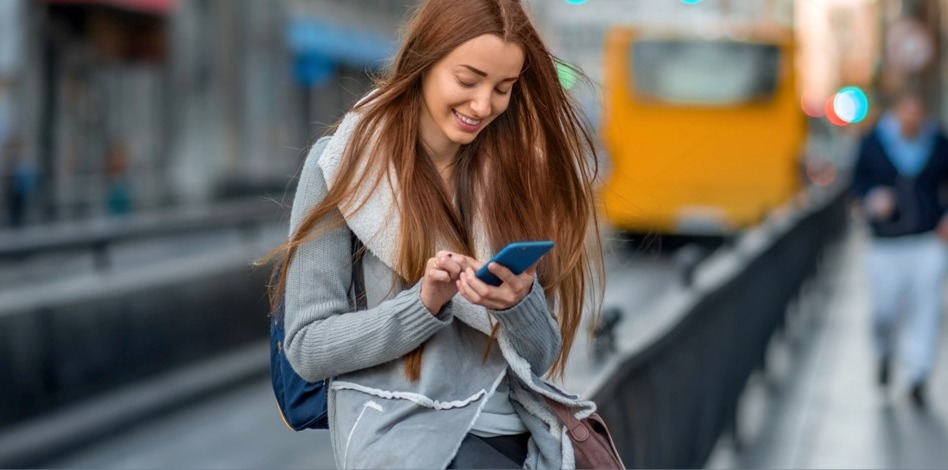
[546,399,591,442]
[351,231,367,310]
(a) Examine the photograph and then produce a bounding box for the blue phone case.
[475,241,554,287]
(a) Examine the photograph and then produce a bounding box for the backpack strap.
[351,231,367,310]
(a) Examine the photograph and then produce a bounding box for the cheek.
[492,95,512,118]
[422,73,453,114]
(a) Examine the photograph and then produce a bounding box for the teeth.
[454,111,481,126]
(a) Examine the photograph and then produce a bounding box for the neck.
[901,127,921,139]
[419,138,457,193]
[425,142,459,171]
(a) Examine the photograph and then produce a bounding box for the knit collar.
[315,108,496,336]
[315,108,494,272]
[876,112,938,177]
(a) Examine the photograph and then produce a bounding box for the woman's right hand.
[420,251,464,315]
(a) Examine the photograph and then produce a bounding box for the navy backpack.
[269,233,365,431]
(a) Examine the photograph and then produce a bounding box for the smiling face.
[418,34,525,161]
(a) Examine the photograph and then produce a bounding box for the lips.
[453,110,483,132]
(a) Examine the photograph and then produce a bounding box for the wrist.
[420,289,446,316]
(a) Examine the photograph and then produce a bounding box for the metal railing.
[0,197,285,270]
[588,185,848,468]
[0,197,289,434]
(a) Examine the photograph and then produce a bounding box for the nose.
[470,89,491,118]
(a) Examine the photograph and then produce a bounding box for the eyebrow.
[459,64,519,82]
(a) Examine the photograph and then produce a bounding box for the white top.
[470,376,528,438]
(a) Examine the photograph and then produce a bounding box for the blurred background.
[0,0,946,468]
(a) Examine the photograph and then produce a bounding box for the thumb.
[463,255,484,270]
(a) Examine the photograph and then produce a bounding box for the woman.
[268,0,603,467]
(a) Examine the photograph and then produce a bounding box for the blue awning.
[287,18,395,86]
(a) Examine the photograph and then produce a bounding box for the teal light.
[556,61,577,90]
[833,86,870,124]
[681,0,704,4]
[565,0,589,4]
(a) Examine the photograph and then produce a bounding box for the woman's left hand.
[455,257,535,310]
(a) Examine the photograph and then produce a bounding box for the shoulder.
[289,136,335,232]
[856,129,884,156]
[298,136,333,191]
[934,129,948,148]
[303,136,333,171]
[861,128,882,146]
[933,134,948,165]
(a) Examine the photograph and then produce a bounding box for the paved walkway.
[708,225,948,469]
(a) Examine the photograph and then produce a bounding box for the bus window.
[630,41,780,105]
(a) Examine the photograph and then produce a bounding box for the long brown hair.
[265,0,603,381]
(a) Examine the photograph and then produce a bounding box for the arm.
[283,142,452,382]
[488,277,562,375]
[937,135,948,240]
[455,257,562,374]
[851,135,875,201]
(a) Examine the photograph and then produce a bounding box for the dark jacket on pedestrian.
[852,120,948,238]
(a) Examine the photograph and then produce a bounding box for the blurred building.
[2,0,412,226]
[5,0,948,227]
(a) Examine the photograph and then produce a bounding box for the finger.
[458,273,512,310]
[436,250,464,265]
[437,256,464,278]
[466,267,500,299]
[487,264,533,305]
[427,268,451,283]
[487,262,520,285]
[462,256,484,271]
[457,271,483,304]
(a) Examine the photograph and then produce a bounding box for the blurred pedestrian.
[104,139,133,216]
[852,90,948,408]
[3,134,37,227]
[265,0,605,467]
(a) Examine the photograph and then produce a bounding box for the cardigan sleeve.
[282,140,453,382]
[488,277,562,375]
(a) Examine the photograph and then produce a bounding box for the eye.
[457,78,476,88]
[495,87,512,96]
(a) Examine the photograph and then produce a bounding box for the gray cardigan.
[283,111,596,469]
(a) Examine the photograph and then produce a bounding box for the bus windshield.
[630,40,780,105]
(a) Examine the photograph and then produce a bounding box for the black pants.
[447,433,530,469]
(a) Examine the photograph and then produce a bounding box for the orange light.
[824,95,848,126]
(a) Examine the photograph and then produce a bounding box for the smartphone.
[475,241,554,287]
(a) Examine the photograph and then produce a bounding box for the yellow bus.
[600,27,805,235]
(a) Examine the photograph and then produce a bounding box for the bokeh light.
[801,89,825,118]
[555,61,577,90]
[681,0,704,4]
[564,0,589,4]
[824,96,848,127]
[833,86,869,124]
